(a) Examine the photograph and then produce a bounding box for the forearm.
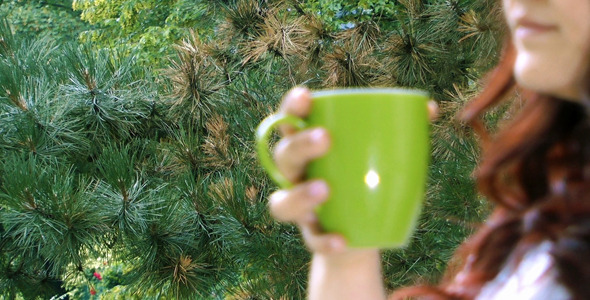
[308,249,387,300]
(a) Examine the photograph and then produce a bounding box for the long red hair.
[392,42,590,299]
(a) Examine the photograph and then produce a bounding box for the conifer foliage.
[0,0,507,298]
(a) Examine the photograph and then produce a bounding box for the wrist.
[312,248,382,271]
[309,249,386,300]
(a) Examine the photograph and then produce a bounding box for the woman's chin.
[515,74,581,102]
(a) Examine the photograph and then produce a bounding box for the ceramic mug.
[256,88,430,248]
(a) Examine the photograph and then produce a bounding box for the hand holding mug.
[259,87,438,251]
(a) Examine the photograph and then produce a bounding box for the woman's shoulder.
[476,240,570,300]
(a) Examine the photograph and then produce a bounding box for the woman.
[268,0,590,299]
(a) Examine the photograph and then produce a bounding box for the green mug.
[256,88,430,248]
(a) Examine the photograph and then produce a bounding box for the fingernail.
[310,128,326,143]
[293,86,308,97]
[308,180,328,199]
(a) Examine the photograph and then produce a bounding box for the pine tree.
[0,0,511,298]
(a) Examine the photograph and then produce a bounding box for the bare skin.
[268,86,439,300]
[503,0,590,102]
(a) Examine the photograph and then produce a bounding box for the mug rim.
[311,87,429,98]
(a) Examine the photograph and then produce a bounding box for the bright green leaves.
[74,0,212,68]
[304,0,396,29]
[0,0,89,41]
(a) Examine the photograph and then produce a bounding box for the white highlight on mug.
[364,170,380,189]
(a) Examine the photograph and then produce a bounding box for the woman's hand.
[268,86,345,253]
[268,86,439,254]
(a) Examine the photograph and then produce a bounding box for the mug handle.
[255,113,307,189]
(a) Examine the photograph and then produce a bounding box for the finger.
[278,87,312,136]
[300,220,348,254]
[268,180,329,223]
[428,100,439,121]
[273,128,331,183]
